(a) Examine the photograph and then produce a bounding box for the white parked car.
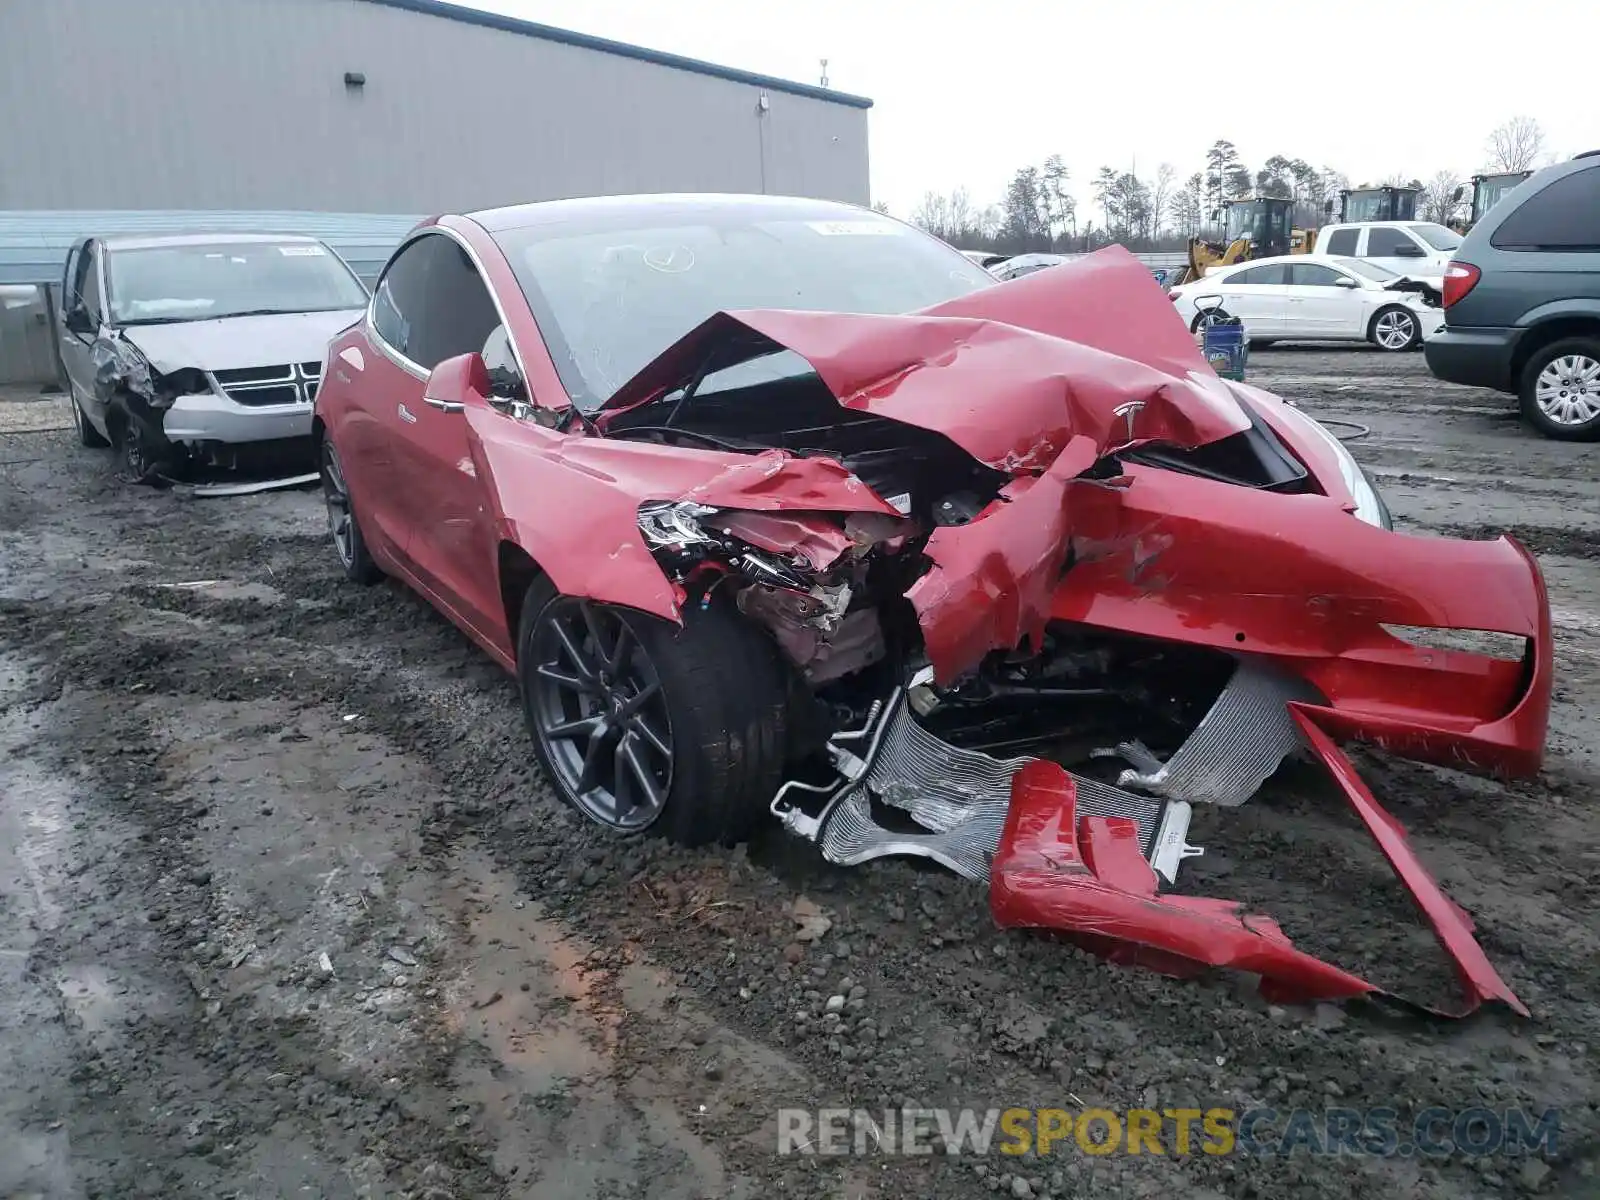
[1168,254,1445,351]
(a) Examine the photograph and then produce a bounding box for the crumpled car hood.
[119,309,364,374]
[598,246,1251,473]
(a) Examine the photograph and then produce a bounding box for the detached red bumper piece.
[990,759,1528,1018]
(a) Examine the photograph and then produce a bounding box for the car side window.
[1228,263,1286,286]
[1489,166,1600,251]
[412,241,501,371]
[1290,263,1346,287]
[371,232,501,372]
[371,236,433,362]
[1324,229,1359,255]
[1365,228,1417,256]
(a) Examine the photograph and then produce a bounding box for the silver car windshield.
[498,213,995,408]
[106,242,369,325]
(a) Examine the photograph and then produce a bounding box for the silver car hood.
[118,309,364,374]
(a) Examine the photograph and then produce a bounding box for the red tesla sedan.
[313,193,1550,1014]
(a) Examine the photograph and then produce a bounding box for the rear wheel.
[320,437,383,583]
[1519,338,1600,441]
[1369,305,1420,352]
[517,578,789,846]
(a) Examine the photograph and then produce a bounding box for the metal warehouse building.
[0,0,873,212]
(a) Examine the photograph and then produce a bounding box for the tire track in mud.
[4,355,1599,1200]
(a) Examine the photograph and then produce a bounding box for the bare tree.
[1487,116,1545,172]
[1168,172,1204,236]
[946,187,975,237]
[1149,164,1176,239]
[1421,170,1460,224]
[910,191,950,237]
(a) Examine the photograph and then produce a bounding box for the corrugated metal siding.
[0,0,871,213]
[0,211,422,287]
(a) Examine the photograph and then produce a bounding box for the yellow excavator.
[1172,196,1317,285]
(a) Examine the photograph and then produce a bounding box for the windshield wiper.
[209,307,348,319]
[117,316,200,326]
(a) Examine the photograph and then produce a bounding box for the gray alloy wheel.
[319,437,382,583]
[526,596,675,833]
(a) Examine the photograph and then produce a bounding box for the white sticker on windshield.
[806,220,901,236]
[278,245,327,256]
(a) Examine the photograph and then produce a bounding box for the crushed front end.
[600,247,1552,1018]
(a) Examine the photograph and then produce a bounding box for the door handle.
[424,396,465,413]
[397,403,417,424]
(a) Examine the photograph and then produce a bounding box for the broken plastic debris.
[342,714,359,723]
[318,951,334,974]
[789,895,832,942]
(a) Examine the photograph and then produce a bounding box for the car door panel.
[60,242,106,427]
[1214,265,1289,335]
[1286,264,1364,338]
[381,233,510,645]
[391,393,505,646]
[341,331,418,564]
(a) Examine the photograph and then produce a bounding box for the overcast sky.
[473,0,1591,217]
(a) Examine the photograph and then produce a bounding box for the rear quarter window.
[1489,166,1600,250]
[1324,229,1359,255]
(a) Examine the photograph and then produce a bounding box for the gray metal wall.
[0,0,870,212]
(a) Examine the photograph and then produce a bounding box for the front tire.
[1518,337,1600,442]
[70,388,110,448]
[517,578,789,846]
[1369,305,1420,352]
[111,400,172,485]
[320,437,383,583]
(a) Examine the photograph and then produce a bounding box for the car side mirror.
[63,305,94,335]
[1335,277,1359,288]
[1391,243,1427,257]
[422,351,492,414]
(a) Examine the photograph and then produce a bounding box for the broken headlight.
[637,500,719,550]
[1273,404,1389,529]
[153,367,214,408]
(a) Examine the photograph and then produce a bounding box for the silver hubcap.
[1375,310,1415,350]
[1534,354,1600,426]
[1197,311,1224,331]
[321,445,355,567]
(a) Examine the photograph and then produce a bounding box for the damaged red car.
[313,195,1552,1017]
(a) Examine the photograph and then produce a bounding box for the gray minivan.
[59,233,370,480]
[1423,151,1600,441]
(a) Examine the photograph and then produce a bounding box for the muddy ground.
[1,349,1597,1200]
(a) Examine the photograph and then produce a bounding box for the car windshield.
[1332,257,1400,282]
[496,211,997,408]
[1408,223,1462,251]
[106,241,369,324]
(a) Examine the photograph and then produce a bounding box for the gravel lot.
[1,349,1596,1200]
